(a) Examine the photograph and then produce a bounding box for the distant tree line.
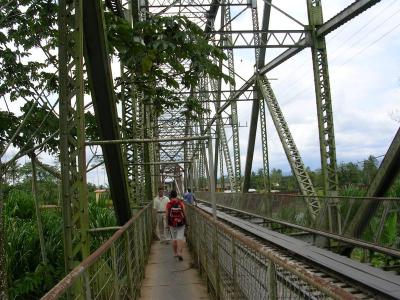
[217,155,380,194]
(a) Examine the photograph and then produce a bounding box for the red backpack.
[168,199,185,227]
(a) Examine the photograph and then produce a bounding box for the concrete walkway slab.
[139,241,209,300]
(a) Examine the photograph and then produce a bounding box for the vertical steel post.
[58,0,71,275]
[31,155,48,265]
[243,0,271,193]
[267,261,277,300]
[208,137,217,220]
[143,105,153,202]
[231,238,238,299]
[259,89,271,193]
[83,271,92,299]
[0,159,7,300]
[75,0,89,261]
[223,0,241,191]
[125,231,134,297]
[111,244,120,300]
[242,95,260,192]
[307,0,339,231]
[306,0,338,194]
[184,116,190,191]
[219,146,225,191]
[58,0,89,275]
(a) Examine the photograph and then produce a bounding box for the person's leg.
[170,227,178,256]
[177,240,183,256]
[172,240,178,256]
[159,214,166,241]
[176,226,185,260]
[155,213,162,240]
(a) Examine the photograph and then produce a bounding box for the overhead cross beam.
[206,0,382,130]
[83,0,131,225]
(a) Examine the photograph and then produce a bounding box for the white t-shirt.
[153,195,169,212]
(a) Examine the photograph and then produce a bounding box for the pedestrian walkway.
[139,241,210,300]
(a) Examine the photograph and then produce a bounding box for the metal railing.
[195,192,400,251]
[186,205,358,299]
[42,203,154,299]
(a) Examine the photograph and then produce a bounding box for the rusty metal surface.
[41,203,154,299]
[196,192,400,251]
[187,204,362,300]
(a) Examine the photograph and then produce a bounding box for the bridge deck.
[140,241,209,300]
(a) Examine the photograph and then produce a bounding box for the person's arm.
[165,203,170,225]
[153,197,157,210]
[193,194,197,206]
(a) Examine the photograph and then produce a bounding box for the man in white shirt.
[153,188,170,242]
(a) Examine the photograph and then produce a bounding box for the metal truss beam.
[209,75,236,191]
[258,0,272,67]
[307,1,339,194]
[83,0,131,223]
[222,0,241,192]
[307,0,339,232]
[243,0,263,193]
[258,75,319,219]
[317,0,381,37]
[345,127,400,239]
[212,30,310,49]
[59,0,89,276]
[206,0,382,129]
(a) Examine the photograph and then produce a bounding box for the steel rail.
[188,205,362,300]
[198,199,400,259]
[196,203,400,299]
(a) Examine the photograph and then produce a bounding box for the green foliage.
[89,200,116,229]
[0,0,58,100]
[5,189,36,219]
[339,185,366,197]
[106,14,233,119]
[4,185,119,298]
[4,189,64,299]
[5,162,60,204]
[0,111,18,145]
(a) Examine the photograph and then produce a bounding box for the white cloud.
[2,1,400,185]
[228,0,400,176]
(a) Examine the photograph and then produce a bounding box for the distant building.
[95,189,108,203]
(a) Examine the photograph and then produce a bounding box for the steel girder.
[84,0,133,222]
[209,76,236,191]
[259,91,270,192]
[212,30,310,49]
[345,128,400,239]
[307,0,338,195]
[208,0,383,129]
[258,75,319,219]
[243,0,269,193]
[222,0,241,192]
[142,0,384,226]
[58,0,89,274]
[121,0,149,206]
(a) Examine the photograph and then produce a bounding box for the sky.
[228,0,400,175]
[2,0,400,185]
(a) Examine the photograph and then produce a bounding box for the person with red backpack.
[165,190,186,261]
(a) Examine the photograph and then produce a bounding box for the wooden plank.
[199,205,400,299]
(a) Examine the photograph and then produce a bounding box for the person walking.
[153,188,169,242]
[183,188,196,205]
[166,190,186,261]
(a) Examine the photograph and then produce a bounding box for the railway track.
[197,202,400,299]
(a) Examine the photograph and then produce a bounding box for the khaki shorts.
[169,225,185,240]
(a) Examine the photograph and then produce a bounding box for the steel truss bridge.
[13,0,400,298]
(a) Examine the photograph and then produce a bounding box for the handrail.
[186,205,359,299]
[42,203,154,299]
